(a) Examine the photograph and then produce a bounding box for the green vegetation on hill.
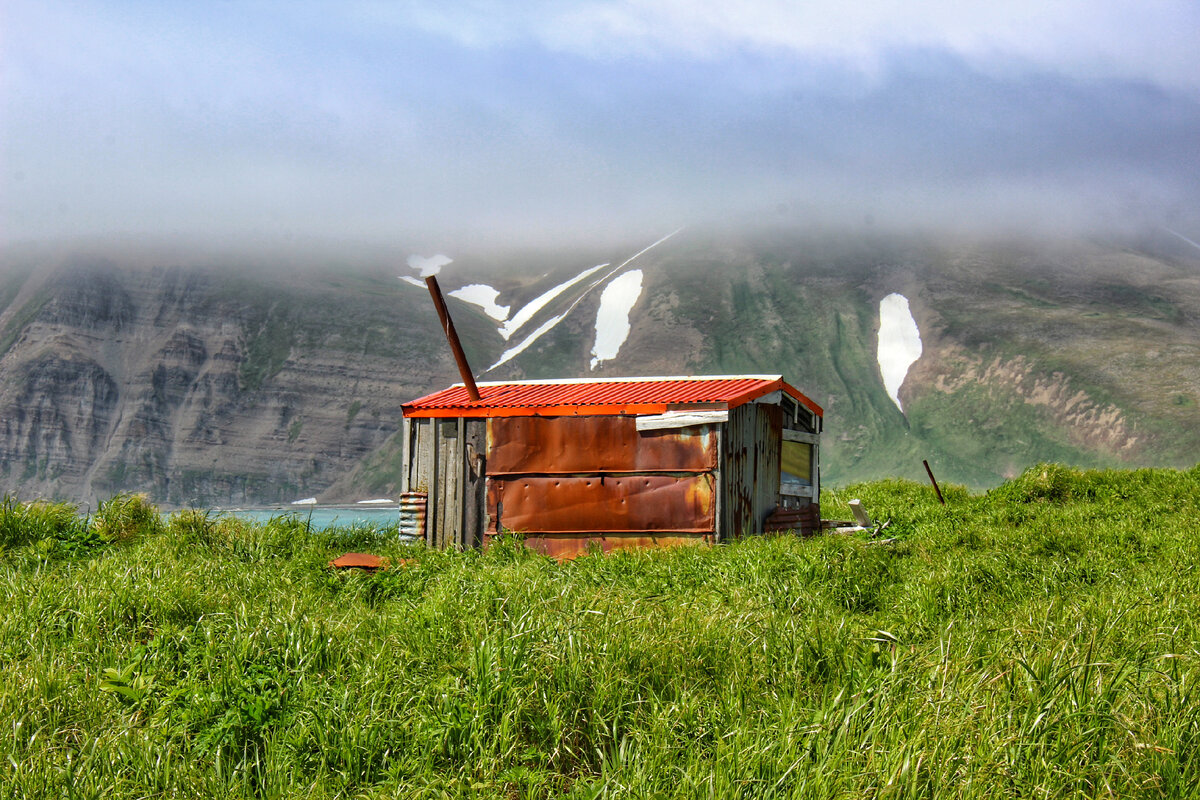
[2,465,1199,798]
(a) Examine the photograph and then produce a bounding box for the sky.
[3,1,1199,248]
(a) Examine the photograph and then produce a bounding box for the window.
[780,439,812,495]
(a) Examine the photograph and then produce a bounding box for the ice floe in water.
[590,270,643,370]
[877,293,922,412]
[448,284,510,322]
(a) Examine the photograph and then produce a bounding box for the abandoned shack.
[399,375,823,558]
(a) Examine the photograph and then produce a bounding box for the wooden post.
[923,459,946,505]
[425,275,480,401]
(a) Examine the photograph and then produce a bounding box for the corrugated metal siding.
[403,376,822,418]
[485,415,718,550]
[756,405,783,531]
[405,385,819,551]
[720,404,782,536]
[721,405,751,536]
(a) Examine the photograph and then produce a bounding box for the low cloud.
[3,1,1198,248]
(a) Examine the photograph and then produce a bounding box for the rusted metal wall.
[487,416,717,474]
[410,397,820,551]
[485,415,718,556]
[489,474,715,534]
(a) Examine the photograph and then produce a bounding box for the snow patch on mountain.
[483,229,683,374]
[877,293,923,412]
[499,263,608,341]
[590,270,643,370]
[448,284,510,321]
[1165,227,1200,253]
[487,313,568,372]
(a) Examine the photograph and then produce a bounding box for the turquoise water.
[216,505,402,532]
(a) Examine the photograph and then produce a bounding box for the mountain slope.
[1,228,1197,504]
[0,251,501,506]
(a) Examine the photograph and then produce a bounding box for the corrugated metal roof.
[402,375,823,418]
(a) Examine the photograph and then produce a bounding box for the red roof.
[402,375,823,419]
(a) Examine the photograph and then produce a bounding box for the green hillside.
[2,229,1197,504]
[3,465,1199,797]
[430,229,1200,489]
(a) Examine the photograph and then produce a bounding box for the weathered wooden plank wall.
[720,403,783,537]
[754,404,783,528]
[461,419,487,548]
[720,404,753,537]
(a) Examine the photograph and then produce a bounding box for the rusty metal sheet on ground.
[327,553,390,571]
[487,416,717,475]
[488,474,716,534]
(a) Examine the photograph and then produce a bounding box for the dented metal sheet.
[487,415,717,475]
[489,474,716,534]
[487,531,714,560]
[398,491,427,539]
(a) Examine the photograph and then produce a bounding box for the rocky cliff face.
[2,229,1197,504]
[0,256,481,507]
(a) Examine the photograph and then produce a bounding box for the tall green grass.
[1,464,1198,798]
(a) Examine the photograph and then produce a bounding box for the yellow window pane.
[781,440,811,487]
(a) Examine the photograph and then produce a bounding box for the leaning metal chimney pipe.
[425,275,481,401]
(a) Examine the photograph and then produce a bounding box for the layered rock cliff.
[0,254,490,507]
[2,229,1197,505]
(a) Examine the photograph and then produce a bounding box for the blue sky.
[3,1,1199,247]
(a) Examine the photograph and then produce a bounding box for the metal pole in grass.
[923,459,946,505]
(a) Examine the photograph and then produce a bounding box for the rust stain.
[489,473,716,534]
[487,416,716,474]
[486,531,713,560]
[327,553,391,571]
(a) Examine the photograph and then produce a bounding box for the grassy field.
[1,465,1199,798]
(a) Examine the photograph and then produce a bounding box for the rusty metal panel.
[488,474,715,534]
[328,553,390,570]
[487,415,717,475]
[485,531,714,560]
